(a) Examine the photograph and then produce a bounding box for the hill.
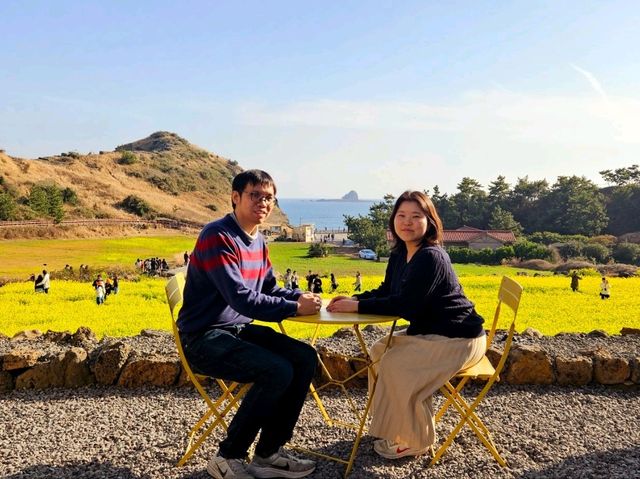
[0,132,287,236]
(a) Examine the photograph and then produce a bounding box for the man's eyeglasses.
[244,191,277,206]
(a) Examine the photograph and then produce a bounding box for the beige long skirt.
[367,330,486,449]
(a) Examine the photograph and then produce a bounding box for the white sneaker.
[373,438,429,459]
[207,456,254,479]
[248,447,316,478]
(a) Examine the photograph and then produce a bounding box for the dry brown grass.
[0,132,289,237]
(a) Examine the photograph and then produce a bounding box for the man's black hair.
[231,169,276,209]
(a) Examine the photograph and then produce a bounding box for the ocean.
[277,198,377,229]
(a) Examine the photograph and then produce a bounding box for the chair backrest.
[166,272,186,319]
[165,272,200,382]
[485,275,523,349]
[486,276,523,382]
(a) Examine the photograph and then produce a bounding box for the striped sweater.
[177,214,301,333]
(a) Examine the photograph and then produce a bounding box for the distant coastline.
[277,198,377,229]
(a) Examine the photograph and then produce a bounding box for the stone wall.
[1,326,639,393]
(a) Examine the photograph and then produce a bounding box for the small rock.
[621,327,640,336]
[503,345,554,385]
[2,349,42,371]
[593,352,630,384]
[521,327,544,339]
[10,330,43,341]
[587,329,609,338]
[555,355,593,385]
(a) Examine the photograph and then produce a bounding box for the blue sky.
[2,1,639,198]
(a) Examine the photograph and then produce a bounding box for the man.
[177,170,320,479]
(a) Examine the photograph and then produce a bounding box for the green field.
[1,236,638,338]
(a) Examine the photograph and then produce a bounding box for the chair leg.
[435,377,470,422]
[431,384,506,467]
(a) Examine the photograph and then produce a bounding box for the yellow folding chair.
[165,272,251,466]
[431,275,523,467]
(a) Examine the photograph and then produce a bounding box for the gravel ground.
[2,383,639,479]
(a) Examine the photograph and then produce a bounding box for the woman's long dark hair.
[388,191,443,253]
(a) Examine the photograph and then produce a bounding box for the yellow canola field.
[0,275,638,339]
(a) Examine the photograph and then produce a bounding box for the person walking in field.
[283,268,293,289]
[570,271,580,292]
[92,275,106,305]
[600,277,610,299]
[291,270,299,290]
[353,271,362,292]
[41,270,50,294]
[177,169,319,479]
[330,273,339,292]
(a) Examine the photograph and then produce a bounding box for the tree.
[488,175,511,210]
[539,176,608,235]
[28,185,50,216]
[508,177,549,232]
[430,185,457,229]
[450,177,487,228]
[487,206,523,235]
[344,194,395,256]
[0,192,16,220]
[604,184,640,235]
[600,164,640,186]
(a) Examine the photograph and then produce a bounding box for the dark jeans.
[180,323,317,459]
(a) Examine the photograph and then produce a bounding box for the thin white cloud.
[236,90,640,146]
[570,63,609,102]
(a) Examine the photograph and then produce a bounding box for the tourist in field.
[570,270,581,292]
[353,271,362,292]
[291,270,299,290]
[327,190,486,461]
[41,269,50,294]
[112,275,119,294]
[283,268,293,289]
[34,273,45,293]
[600,276,611,299]
[330,273,339,292]
[306,270,313,291]
[311,274,323,294]
[92,275,106,305]
[183,251,189,266]
[177,169,319,479]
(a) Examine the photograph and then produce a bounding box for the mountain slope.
[0,132,286,226]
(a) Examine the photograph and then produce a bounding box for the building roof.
[443,226,516,244]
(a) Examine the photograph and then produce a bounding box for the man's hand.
[297,292,322,316]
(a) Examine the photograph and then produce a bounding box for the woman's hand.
[326,298,358,313]
[326,295,354,308]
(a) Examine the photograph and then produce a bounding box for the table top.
[285,301,399,325]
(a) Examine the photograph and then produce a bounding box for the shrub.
[61,187,78,205]
[118,195,152,217]
[581,243,610,264]
[556,241,584,260]
[513,240,551,261]
[612,242,640,266]
[307,243,330,258]
[118,151,138,165]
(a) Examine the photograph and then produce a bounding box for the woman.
[291,271,299,290]
[327,191,486,459]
